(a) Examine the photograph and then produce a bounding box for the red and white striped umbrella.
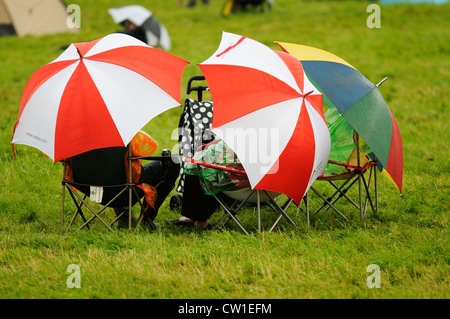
[199,32,330,205]
[12,33,188,162]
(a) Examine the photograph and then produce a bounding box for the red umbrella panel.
[199,32,331,205]
[12,33,188,162]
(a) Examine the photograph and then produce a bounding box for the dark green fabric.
[71,147,128,186]
[70,147,140,207]
[184,140,246,195]
[342,88,392,167]
[325,106,354,174]
[324,107,371,176]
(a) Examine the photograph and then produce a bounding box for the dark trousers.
[181,174,234,222]
[139,161,180,212]
[115,161,180,222]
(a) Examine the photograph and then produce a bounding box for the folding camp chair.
[214,187,296,235]
[61,146,151,233]
[173,75,297,234]
[305,106,379,224]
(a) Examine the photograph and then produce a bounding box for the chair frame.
[305,133,379,225]
[60,146,166,233]
[214,189,296,234]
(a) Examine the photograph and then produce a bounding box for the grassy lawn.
[0,0,448,300]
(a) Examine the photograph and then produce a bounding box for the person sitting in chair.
[114,130,180,229]
[64,130,180,230]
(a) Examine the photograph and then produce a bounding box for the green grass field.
[0,0,448,300]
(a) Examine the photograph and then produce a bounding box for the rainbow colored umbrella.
[277,42,403,194]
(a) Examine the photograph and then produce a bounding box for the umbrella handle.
[303,90,314,98]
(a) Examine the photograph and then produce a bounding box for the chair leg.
[215,190,296,233]
[65,186,91,233]
[127,146,133,230]
[305,193,310,227]
[216,188,257,232]
[215,198,238,229]
[61,163,67,234]
[266,197,285,231]
[265,191,296,231]
[77,202,112,231]
[360,171,376,218]
[134,188,146,228]
[374,166,378,214]
[363,169,373,215]
[328,178,360,210]
[313,177,358,217]
[213,194,249,235]
[67,188,113,231]
[61,182,66,234]
[310,186,348,220]
[358,174,364,220]
[256,190,261,232]
[128,185,133,230]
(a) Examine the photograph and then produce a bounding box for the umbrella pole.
[61,161,67,234]
[256,190,261,232]
[374,156,378,214]
[355,132,364,220]
[358,176,363,220]
[305,193,310,227]
[128,145,133,230]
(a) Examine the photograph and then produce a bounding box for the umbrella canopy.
[12,33,188,163]
[108,5,171,51]
[199,32,331,205]
[277,41,403,194]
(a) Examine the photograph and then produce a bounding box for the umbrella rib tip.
[376,77,388,87]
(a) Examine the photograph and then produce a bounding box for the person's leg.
[112,159,179,228]
[138,160,180,223]
[166,174,221,229]
[113,206,133,229]
[140,161,180,206]
[181,174,219,221]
